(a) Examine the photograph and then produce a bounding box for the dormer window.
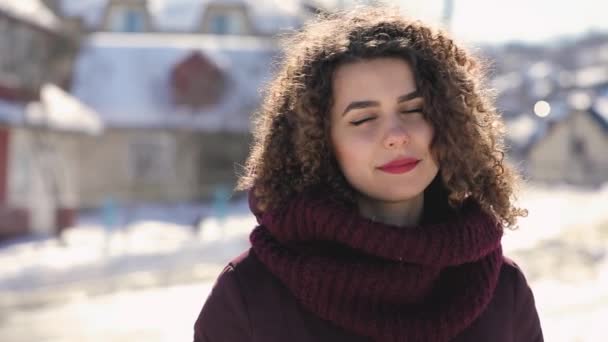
[209,12,243,35]
[200,3,253,35]
[109,8,146,32]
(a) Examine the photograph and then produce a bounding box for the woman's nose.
[383,123,410,149]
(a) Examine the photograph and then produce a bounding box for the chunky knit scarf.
[249,190,504,342]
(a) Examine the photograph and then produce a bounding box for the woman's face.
[329,57,439,203]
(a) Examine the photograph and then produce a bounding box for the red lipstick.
[377,157,420,174]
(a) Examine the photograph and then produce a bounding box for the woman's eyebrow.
[342,100,379,116]
[397,90,421,103]
[341,90,422,117]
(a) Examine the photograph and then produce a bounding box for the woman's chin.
[356,188,424,204]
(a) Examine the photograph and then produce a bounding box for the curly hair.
[237,5,527,228]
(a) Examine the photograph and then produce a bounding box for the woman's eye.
[350,117,376,126]
[348,109,423,126]
[401,108,423,114]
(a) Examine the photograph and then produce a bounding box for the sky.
[371,0,608,44]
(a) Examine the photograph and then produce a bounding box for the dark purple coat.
[193,249,543,341]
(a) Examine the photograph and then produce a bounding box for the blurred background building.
[1,0,605,241]
[0,1,606,341]
[0,0,321,239]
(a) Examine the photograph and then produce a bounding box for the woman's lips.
[377,158,421,174]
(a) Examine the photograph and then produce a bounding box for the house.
[512,92,608,186]
[492,42,608,187]
[4,85,103,239]
[58,0,321,35]
[67,32,278,208]
[0,1,80,90]
[0,0,295,241]
[0,0,92,240]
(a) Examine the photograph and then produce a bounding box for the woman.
[193,5,543,342]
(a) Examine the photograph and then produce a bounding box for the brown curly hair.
[237,5,527,228]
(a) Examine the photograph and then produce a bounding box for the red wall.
[0,126,30,240]
[56,208,76,235]
[0,126,9,204]
[0,208,29,240]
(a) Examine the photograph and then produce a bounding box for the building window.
[5,25,19,70]
[211,14,228,34]
[209,12,242,35]
[125,10,145,32]
[109,8,146,32]
[570,136,586,155]
[128,135,175,182]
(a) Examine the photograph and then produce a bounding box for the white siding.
[7,128,80,235]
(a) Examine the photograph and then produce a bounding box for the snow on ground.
[0,216,251,285]
[502,182,608,251]
[503,182,608,342]
[0,183,607,341]
[0,197,256,309]
[0,282,214,342]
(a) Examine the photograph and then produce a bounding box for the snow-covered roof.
[575,65,608,88]
[508,92,608,156]
[26,84,104,135]
[60,0,315,34]
[0,84,104,134]
[491,72,523,94]
[567,91,592,111]
[591,95,608,132]
[505,114,539,149]
[0,0,61,32]
[70,32,279,131]
[596,91,608,120]
[526,61,553,80]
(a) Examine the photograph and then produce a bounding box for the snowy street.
[0,184,607,341]
[0,282,214,342]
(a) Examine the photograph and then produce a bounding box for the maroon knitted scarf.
[249,190,504,342]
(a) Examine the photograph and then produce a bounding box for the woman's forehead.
[331,58,419,106]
